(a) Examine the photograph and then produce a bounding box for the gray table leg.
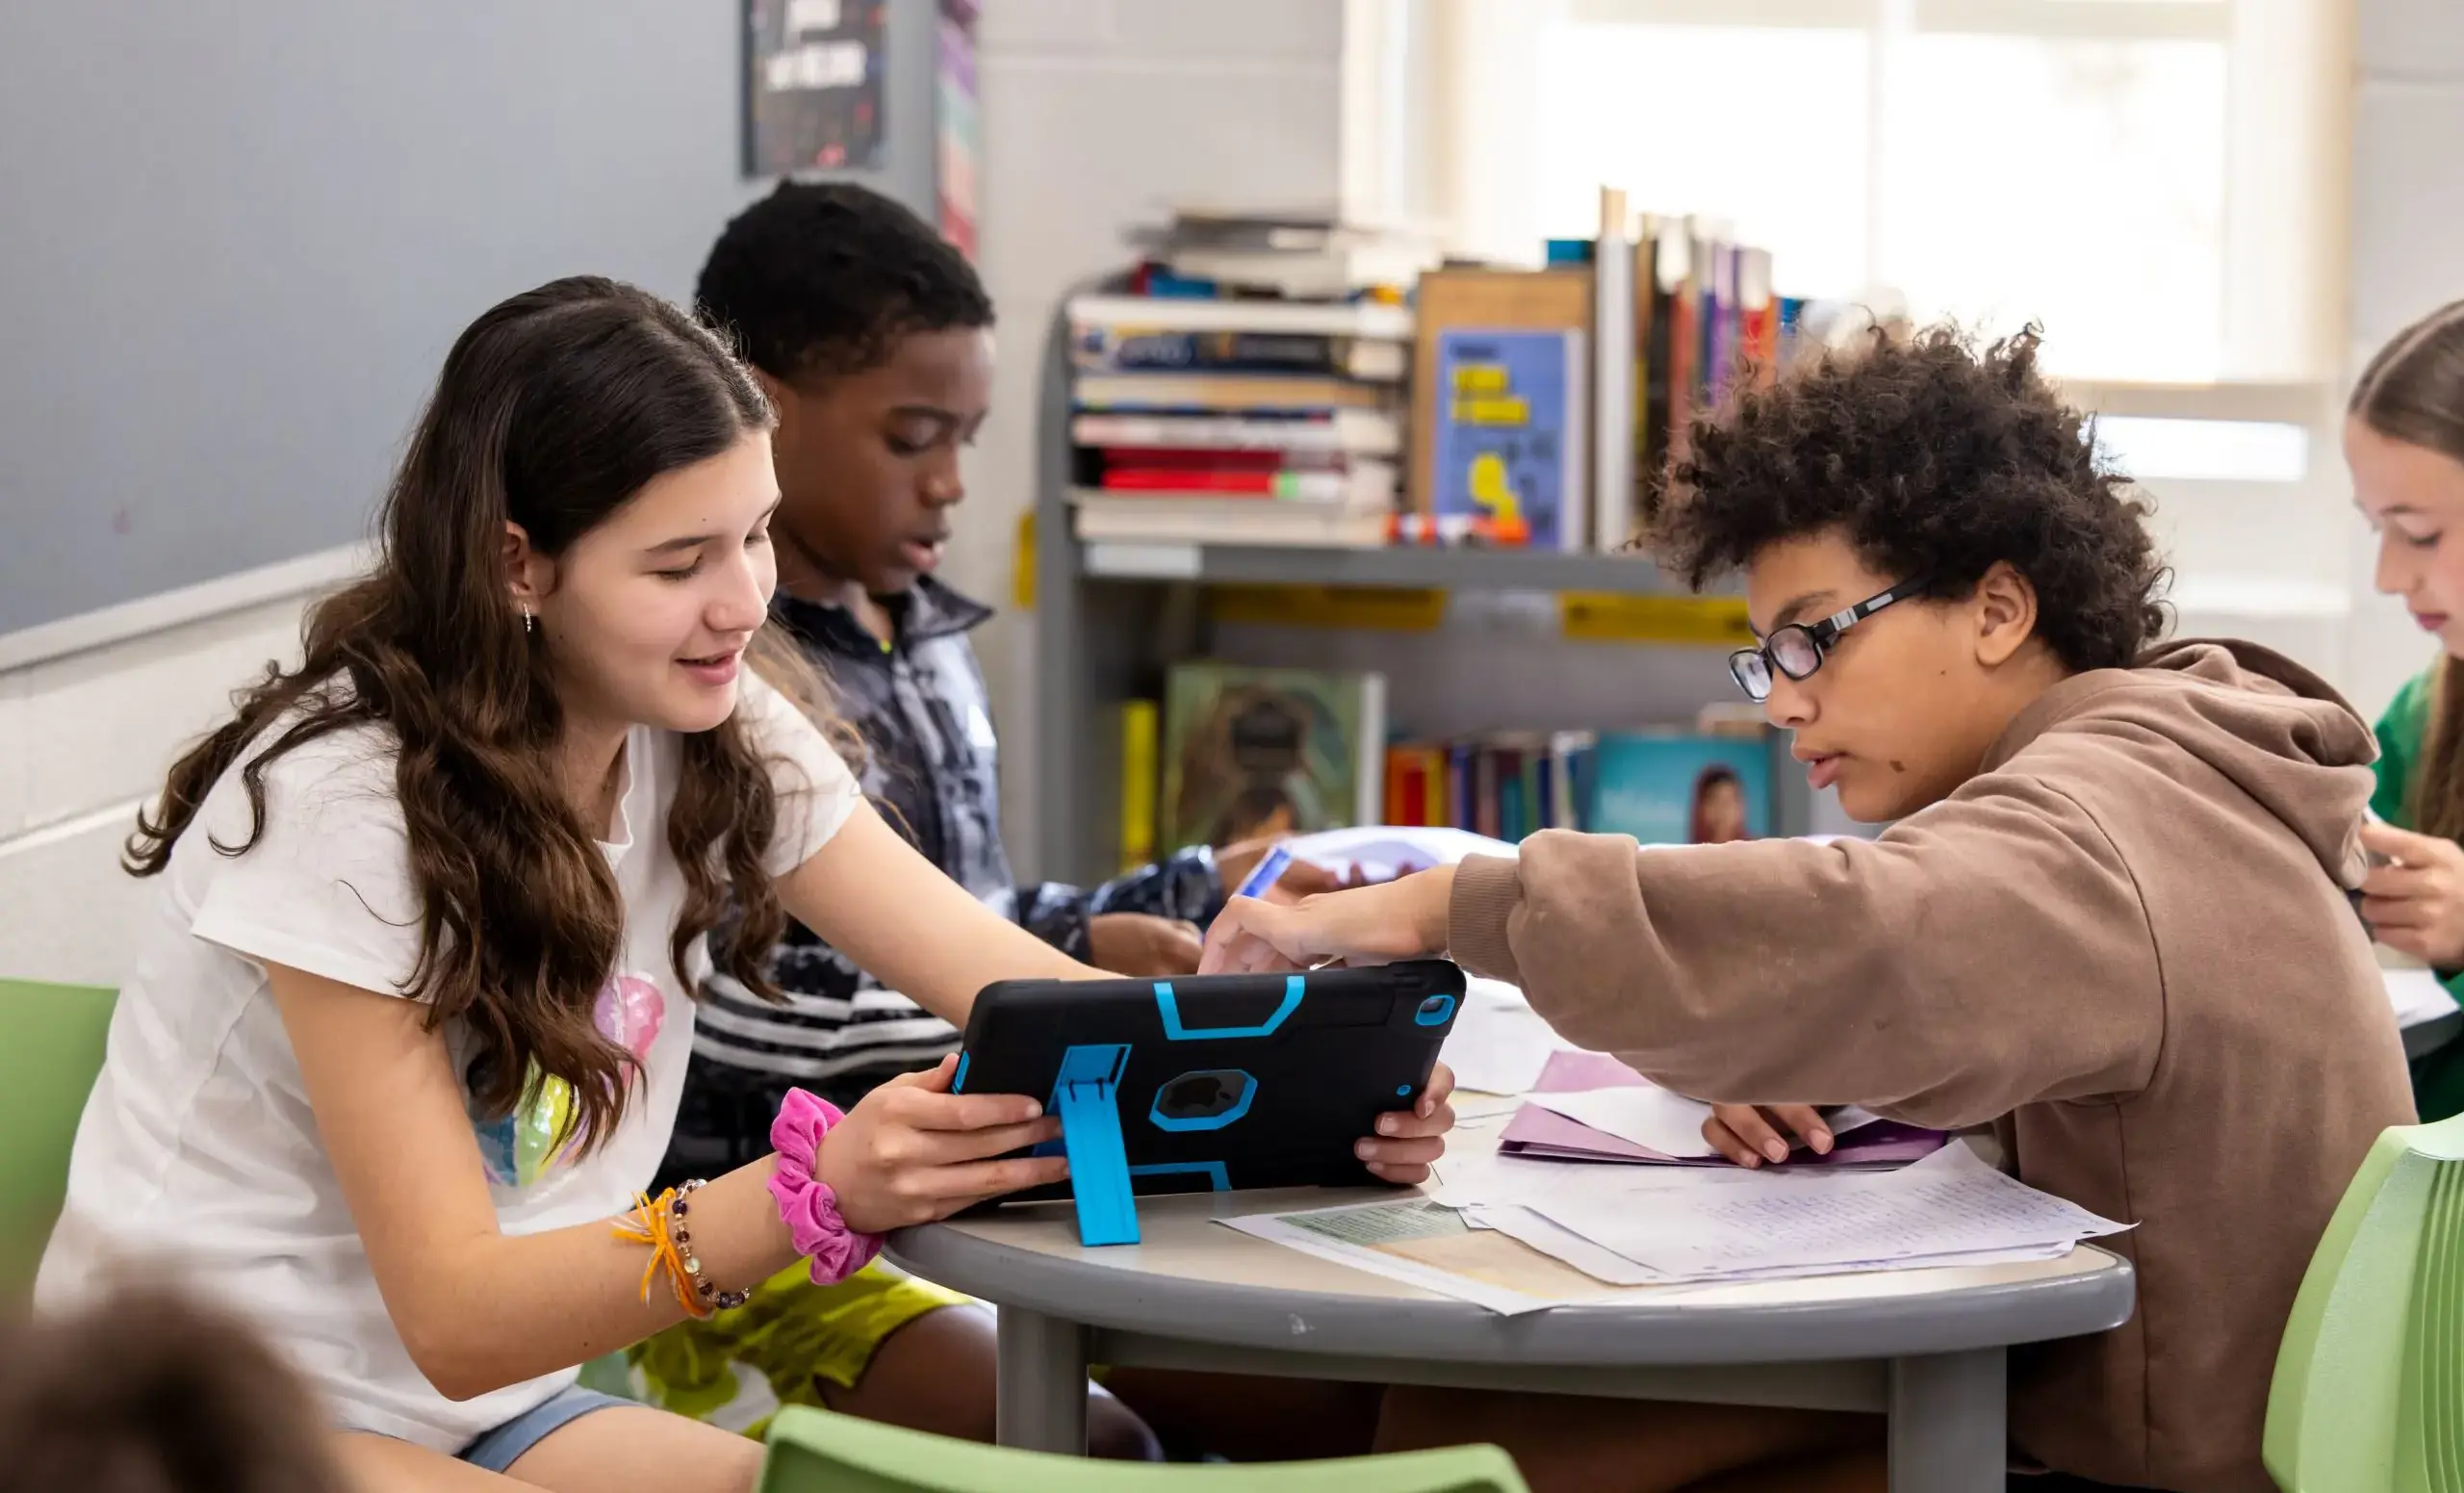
[1887,1349,2006,1493]
[995,1305,1089,1454]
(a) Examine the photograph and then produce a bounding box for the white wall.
[0,594,311,986]
[0,0,1351,972]
[956,0,1348,875]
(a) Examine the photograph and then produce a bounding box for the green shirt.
[2370,665,2464,1120]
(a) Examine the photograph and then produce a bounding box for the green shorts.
[628,1259,974,1437]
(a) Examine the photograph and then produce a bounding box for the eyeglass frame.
[1728,576,1933,702]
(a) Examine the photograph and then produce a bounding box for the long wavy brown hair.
[2351,298,2464,841]
[126,275,834,1147]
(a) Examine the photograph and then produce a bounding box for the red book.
[1100,468,1349,500]
[1099,446,1292,474]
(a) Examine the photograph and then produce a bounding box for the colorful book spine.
[1072,328,1406,381]
[1119,699,1158,871]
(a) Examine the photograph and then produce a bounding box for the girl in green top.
[2349,297,2464,1121]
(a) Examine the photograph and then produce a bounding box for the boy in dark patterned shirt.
[636,182,1355,1457]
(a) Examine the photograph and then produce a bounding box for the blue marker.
[1232,843,1292,901]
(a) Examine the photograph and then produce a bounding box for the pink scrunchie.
[768,1088,885,1285]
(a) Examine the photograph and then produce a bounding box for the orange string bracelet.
[610,1188,708,1320]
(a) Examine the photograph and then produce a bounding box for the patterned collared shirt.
[661,579,1220,1181]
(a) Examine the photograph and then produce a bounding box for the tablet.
[953,960,1466,1208]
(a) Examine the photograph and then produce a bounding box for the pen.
[1233,843,1292,901]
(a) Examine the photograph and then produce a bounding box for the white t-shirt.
[34,671,858,1452]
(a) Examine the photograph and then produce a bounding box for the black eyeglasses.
[1729,577,1931,702]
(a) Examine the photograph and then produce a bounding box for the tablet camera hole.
[1149,1069,1257,1131]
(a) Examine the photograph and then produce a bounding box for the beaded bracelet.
[666,1179,753,1315]
[610,1183,750,1320]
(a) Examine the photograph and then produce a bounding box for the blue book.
[1585,734,1772,846]
[1429,327,1589,552]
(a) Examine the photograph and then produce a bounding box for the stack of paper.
[1469,1145,2131,1288]
[1500,1050,1946,1168]
[1438,978,1581,1095]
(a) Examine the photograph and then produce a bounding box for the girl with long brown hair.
[2347,296,2464,1123]
[29,275,1455,1491]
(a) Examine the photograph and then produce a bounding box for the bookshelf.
[1026,290,1819,887]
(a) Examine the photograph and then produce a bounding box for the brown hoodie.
[1449,640,2416,1493]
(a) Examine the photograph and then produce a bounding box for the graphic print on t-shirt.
[471,972,667,1187]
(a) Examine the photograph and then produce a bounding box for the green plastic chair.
[2264,1110,2464,1490]
[757,1405,1529,1492]
[0,979,116,1294]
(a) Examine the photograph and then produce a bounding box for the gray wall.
[0,0,936,635]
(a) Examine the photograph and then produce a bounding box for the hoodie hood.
[1984,637,2379,888]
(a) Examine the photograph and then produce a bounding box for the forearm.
[403,1155,798,1400]
[1449,809,2162,1125]
[782,803,1108,1030]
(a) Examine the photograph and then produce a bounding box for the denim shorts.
[455,1385,630,1473]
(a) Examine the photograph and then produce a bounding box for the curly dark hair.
[1646,325,2169,673]
[697,181,992,381]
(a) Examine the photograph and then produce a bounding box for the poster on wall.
[935,0,980,258]
[743,0,886,177]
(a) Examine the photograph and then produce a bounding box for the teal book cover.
[1586,734,1771,845]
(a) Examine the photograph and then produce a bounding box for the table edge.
[886,1225,2138,1367]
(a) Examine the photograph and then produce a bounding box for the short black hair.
[1647,326,2168,673]
[696,181,992,382]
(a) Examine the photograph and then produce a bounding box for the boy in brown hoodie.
[1201,328,2416,1493]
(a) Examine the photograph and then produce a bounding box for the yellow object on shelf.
[1117,699,1159,871]
[1208,584,1448,632]
[1558,592,1753,647]
[1013,510,1036,611]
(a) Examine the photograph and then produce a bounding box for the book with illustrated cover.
[1586,732,1772,846]
[1161,663,1387,850]
[1428,326,1589,552]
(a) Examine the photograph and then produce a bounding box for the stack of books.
[1409,207,1802,556]
[1066,210,1435,549]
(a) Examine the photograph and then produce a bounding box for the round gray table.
[889,1179,2134,1493]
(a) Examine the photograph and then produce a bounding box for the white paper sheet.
[1277,825,1519,883]
[1467,1201,2075,1288]
[2386,966,2460,1030]
[1525,1084,1887,1159]
[1219,1198,1603,1315]
[1525,1084,1729,1157]
[1440,978,1578,1095]
[1524,1144,2130,1282]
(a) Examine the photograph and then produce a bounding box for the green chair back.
[0,979,116,1292]
[757,1405,1528,1493]
[2265,1110,2464,1490]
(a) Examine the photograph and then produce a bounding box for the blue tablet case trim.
[1050,1043,1139,1247]
[1128,1160,1231,1191]
[1153,974,1305,1040]
[1146,1068,1258,1133]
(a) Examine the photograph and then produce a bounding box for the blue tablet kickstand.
[1051,1043,1139,1247]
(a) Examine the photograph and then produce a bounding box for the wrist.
[769,1090,886,1284]
[1414,864,1457,953]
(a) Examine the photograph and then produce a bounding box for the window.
[1346,0,2345,386]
